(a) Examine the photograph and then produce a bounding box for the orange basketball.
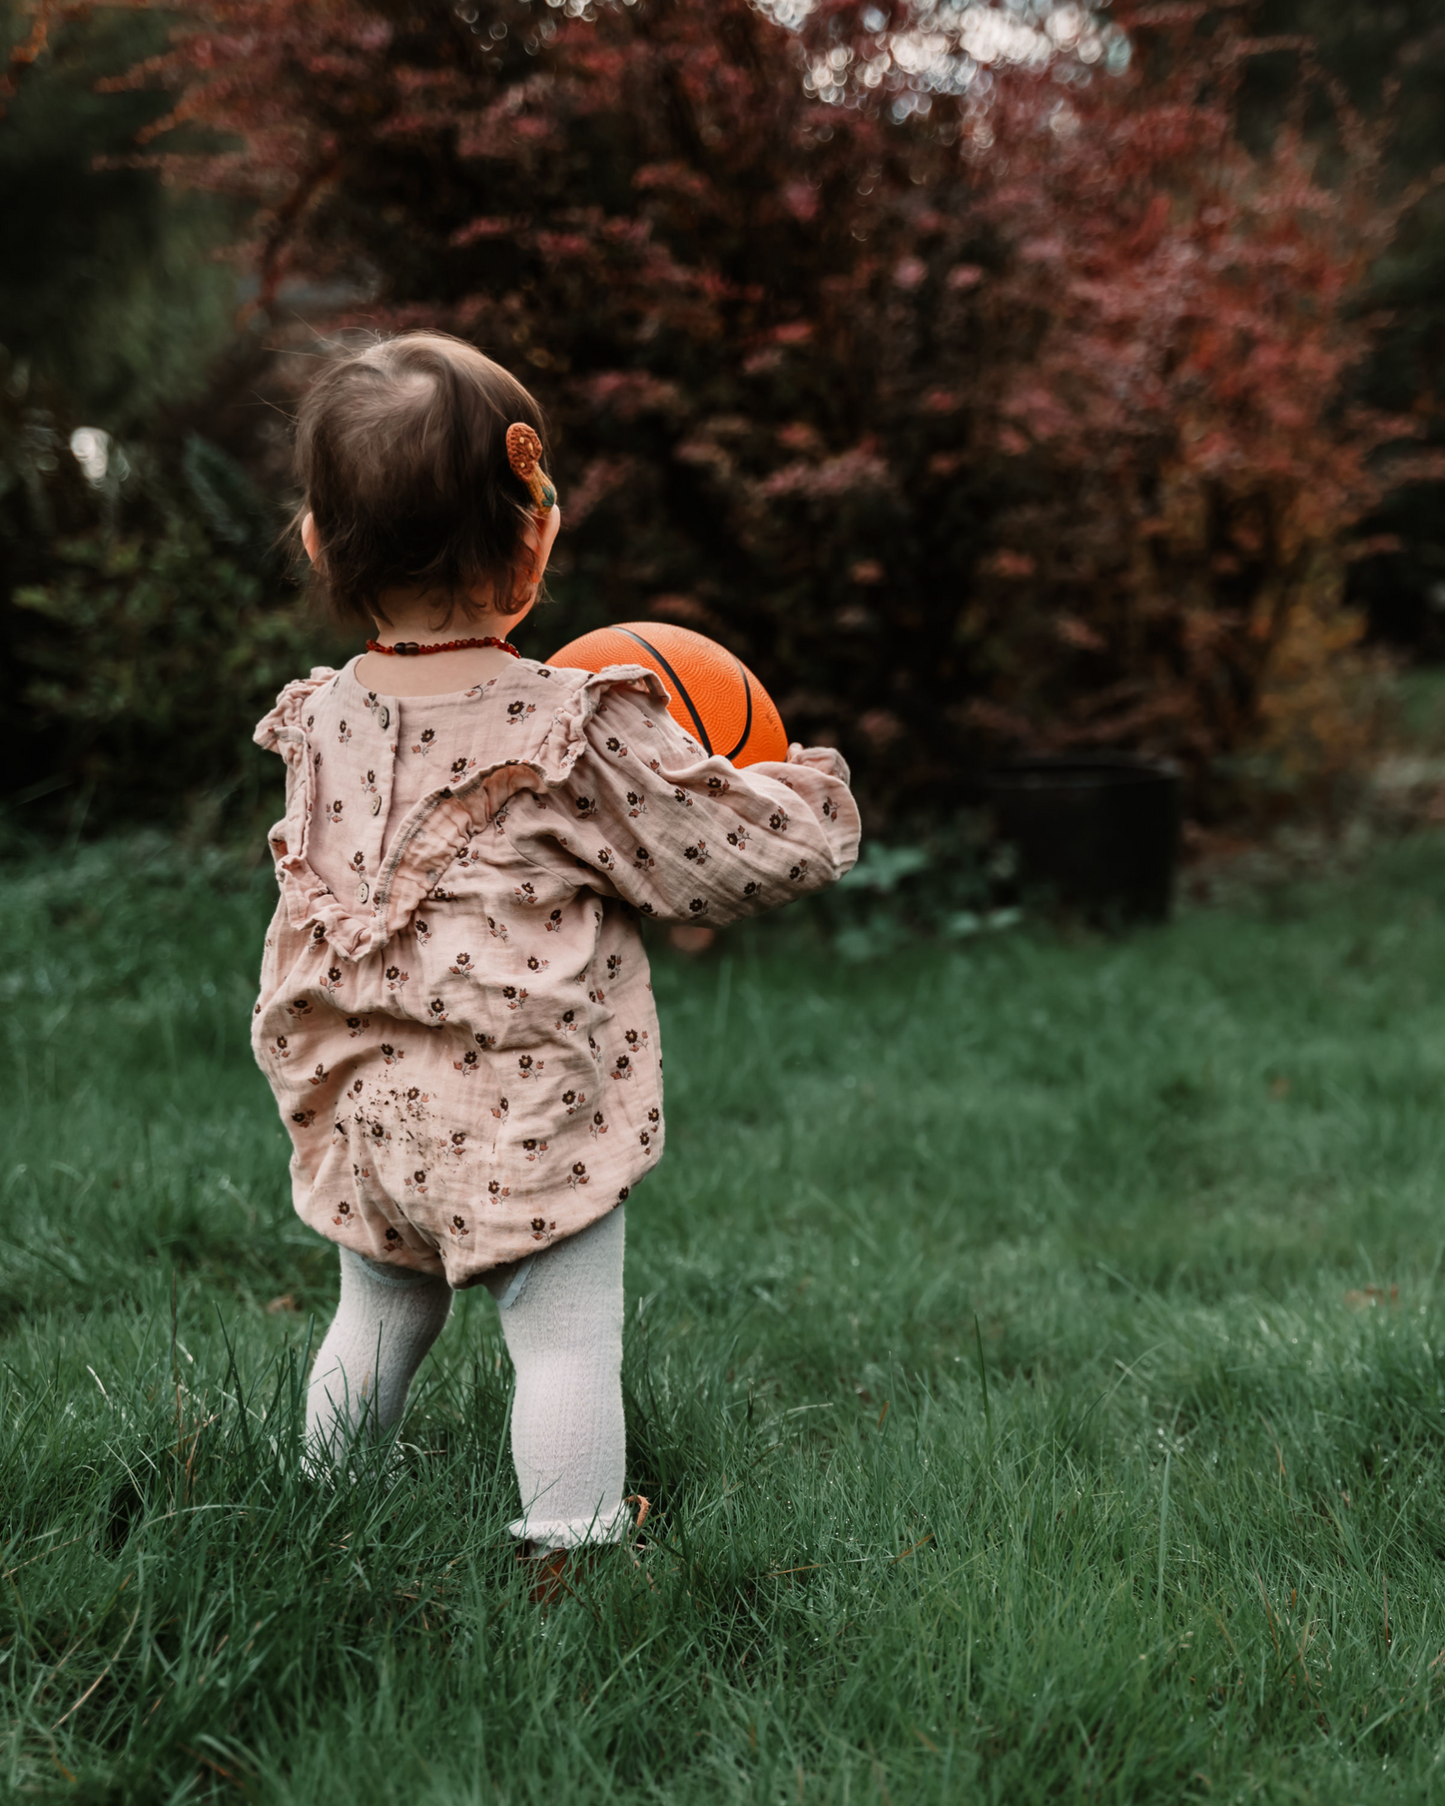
[546,623,789,767]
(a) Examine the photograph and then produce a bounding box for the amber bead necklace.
[365,636,521,659]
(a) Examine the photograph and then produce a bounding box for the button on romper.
[253,656,861,1284]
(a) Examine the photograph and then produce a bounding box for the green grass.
[7,834,1445,1803]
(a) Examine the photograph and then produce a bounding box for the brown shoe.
[517,1543,585,1607]
[517,1498,654,1607]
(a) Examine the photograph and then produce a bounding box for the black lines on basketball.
[616,628,713,756]
[723,662,753,764]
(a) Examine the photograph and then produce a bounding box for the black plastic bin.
[979,756,1181,924]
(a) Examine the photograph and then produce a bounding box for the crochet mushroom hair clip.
[505,423,557,514]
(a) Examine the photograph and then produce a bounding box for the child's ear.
[529,505,562,584]
[301,512,320,565]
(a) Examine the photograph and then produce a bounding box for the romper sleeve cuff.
[785,742,851,785]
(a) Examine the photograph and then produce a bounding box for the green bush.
[14,520,327,834]
[0,362,336,838]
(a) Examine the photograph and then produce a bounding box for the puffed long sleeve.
[534,671,861,926]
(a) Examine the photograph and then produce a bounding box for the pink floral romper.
[252,656,860,1287]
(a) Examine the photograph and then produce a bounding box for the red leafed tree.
[956,6,1437,811]
[112,0,1432,818]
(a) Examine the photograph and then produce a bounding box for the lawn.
[6,833,1445,1803]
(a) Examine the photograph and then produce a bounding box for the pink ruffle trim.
[256,664,669,962]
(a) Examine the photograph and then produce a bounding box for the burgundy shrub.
[116,0,1435,818]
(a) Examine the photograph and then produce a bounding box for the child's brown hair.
[294,332,550,626]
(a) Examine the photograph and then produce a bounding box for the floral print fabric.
[253,656,859,1286]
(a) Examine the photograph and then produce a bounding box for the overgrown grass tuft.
[7,836,1445,1802]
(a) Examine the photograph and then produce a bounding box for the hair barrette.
[505,422,557,513]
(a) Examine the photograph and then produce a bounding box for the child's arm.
[542,673,860,926]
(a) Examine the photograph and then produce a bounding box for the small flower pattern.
[252,653,858,1282]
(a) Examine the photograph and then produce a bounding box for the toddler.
[252,331,859,1580]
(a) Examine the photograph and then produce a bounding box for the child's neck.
[355,589,536,698]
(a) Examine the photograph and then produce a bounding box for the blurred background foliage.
[0,0,1442,849]
[0,0,239,425]
[0,0,336,831]
[1246,0,1445,657]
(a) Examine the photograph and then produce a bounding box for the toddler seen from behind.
[252,332,859,1586]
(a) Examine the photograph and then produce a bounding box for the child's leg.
[497,1206,628,1548]
[306,1249,452,1460]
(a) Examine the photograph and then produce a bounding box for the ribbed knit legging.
[305,1208,628,1548]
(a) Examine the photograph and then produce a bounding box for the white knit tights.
[305,1208,628,1548]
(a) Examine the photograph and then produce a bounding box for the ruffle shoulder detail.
[273,666,671,962]
[254,667,338,752]
[532,665,671,783]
